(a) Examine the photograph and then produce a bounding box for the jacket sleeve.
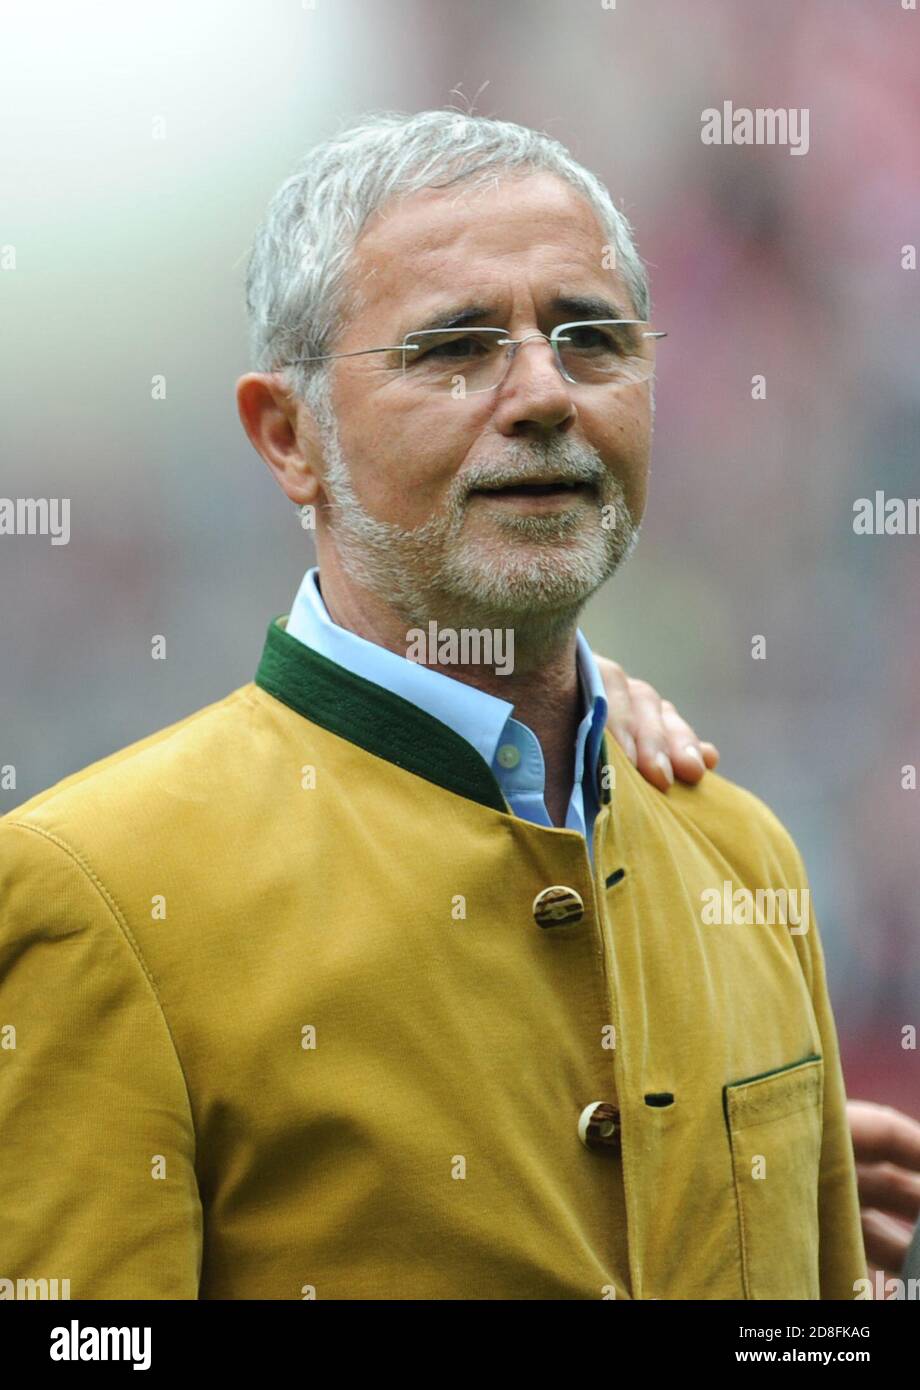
[791,863,867,1299]
[0,820,202,1299]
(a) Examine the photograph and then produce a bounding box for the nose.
[504,331,556,377]
[493,332,576,435]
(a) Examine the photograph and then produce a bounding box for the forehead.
[343,171,632,327]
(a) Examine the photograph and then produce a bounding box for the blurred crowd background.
[1,0,917,1110]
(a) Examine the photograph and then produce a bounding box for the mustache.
[457,451,607,495]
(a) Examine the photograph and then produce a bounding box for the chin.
[441,538,623,618]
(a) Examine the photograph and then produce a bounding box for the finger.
[625,678,673,792]
[594,655,638,764]
[700,741,720,770]
[660,702,708,784]
[855,1161,920,1224]
[860,1207,914,1276]
[609,725,639,766]
[847,1101,920,1170]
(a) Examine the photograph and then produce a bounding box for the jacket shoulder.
[1,683,263,839]
[681,766,805,865]
[614,736,811,891]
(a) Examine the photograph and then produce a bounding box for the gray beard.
[309,378,640,646]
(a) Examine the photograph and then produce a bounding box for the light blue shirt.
[285,567,609,863]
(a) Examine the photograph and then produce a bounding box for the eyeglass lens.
[399,322,659,394]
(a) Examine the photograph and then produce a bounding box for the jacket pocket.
[724,1054,824,1300]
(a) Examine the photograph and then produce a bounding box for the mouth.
[470,479,594,500]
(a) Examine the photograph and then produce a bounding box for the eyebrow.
[403,294,631,337]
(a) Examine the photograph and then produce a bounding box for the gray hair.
[245,108,652,412]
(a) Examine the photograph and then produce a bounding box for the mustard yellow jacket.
[0,616,865,1300]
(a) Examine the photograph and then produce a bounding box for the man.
[0,109,910,1300]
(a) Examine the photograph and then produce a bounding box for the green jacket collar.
[254,614,611,815]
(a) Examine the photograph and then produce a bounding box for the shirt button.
[496,743,521,769]
[578,1101,621,1154]
[532,885,585,928]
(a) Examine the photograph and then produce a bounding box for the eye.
[421,333,493,361]
[564,323,633,354]
[403,329,503,369]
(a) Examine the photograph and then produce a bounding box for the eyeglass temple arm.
[280,344,421,365]
[550,328,668,343]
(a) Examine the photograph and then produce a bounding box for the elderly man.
[1,110,914,1301]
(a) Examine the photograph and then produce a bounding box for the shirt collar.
[574,628,610,788]
[286,566,511,768]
